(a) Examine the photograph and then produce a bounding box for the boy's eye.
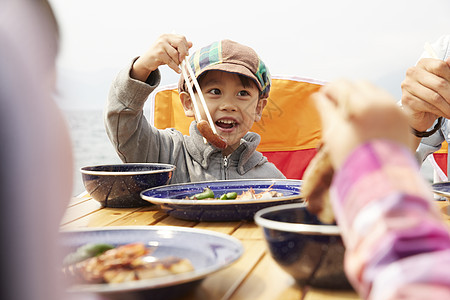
[237,90,250,97]
[207,88,221,95]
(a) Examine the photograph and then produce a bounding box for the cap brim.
[197,63,263,91]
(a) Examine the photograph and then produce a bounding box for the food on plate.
[302,145,335,224]
[188,186,283,200]
[63,242,194,284]
[219,192,238,200]
[190,187,216,200]
[197,120,228,149]
[63,243,115,266]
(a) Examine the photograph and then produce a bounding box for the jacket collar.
[185,121,265,174]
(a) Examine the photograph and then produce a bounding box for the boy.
[105,34,285,183]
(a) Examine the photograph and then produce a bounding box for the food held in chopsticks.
[302,145,335,224]
[181,60,228,149]
[63,242,194,284]
[196,120,228,149]
[187,185,283,200]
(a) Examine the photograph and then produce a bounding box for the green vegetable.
[63,243,114,265]
[190,187,215,200]
[79,243,115,257]
[219,192,238,200]
[225,192,238,199]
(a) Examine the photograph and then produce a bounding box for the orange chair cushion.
[151,76,324,179]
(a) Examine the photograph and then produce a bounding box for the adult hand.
[401,57,450,132]
[313,80,413,169]
[131,33,193,81]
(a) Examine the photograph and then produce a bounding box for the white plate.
[432,181,450,200]
[60,226,243,296]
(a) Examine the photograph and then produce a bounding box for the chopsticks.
[424,41,439,59]
[181,59,218,135]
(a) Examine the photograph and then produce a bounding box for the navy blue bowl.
[254,203,352,290]
[80,163,176,208]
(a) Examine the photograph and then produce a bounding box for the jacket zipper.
[223,155,229,179]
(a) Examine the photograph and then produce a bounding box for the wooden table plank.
[154,215,198,227]
[60,206,143,229]
[437,201,450,219]
[68,192,92,206]
[194,221,243,235]
[232,221,264,240]
[79,207,144,226]
[60,214,94,230]
[106,206,168,226]
[303,287,360,300]
[60,199,102,225]
[229,252,303,300]
[180,240,267,300]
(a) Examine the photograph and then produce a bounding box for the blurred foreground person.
[0,0,73,299]
[313,80,450,299]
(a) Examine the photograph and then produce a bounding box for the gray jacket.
[104,59,285,184]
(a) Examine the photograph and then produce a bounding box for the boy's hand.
[401,58,450,133]
[313,80,413,169]
[131,34,193,82]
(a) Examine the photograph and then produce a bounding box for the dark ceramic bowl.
[254,203,352,290]
[80,163,176,208]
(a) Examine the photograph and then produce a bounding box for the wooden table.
[61,194,450,300]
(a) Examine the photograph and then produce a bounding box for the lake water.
[63,109,121,195]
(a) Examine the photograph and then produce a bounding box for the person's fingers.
[163,44,183,73]
[321,79,369,119]
[312,85,360,168]
[402,76,450,118]
[312,87,340,131]
[166,34,190,60]
[320,79,353,107]
[171,36,192,63]
[315,79,415,167]
[153,34,193,73]
[312,87,348,156]
[418,58,450,82]
[408,59,450,113]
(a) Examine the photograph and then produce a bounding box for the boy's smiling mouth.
[216,119,237,130]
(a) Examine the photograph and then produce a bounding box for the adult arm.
[401,35,450,150]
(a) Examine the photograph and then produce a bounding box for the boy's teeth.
[216,119,236,129]
[218,120,235,124]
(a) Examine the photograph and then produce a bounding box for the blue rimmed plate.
[432,181,450,200]
[61,226,243,298]
[140,179,303,221]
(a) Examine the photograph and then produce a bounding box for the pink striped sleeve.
[330,140,450,300]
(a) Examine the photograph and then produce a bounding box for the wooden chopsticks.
[181,59,218,135]
[424,41,438,59]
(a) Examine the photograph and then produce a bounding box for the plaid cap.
[178,39,271,98]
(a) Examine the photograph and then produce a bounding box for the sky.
[49,0,450,110]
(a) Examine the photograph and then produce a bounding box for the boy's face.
[182,70,267,154]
